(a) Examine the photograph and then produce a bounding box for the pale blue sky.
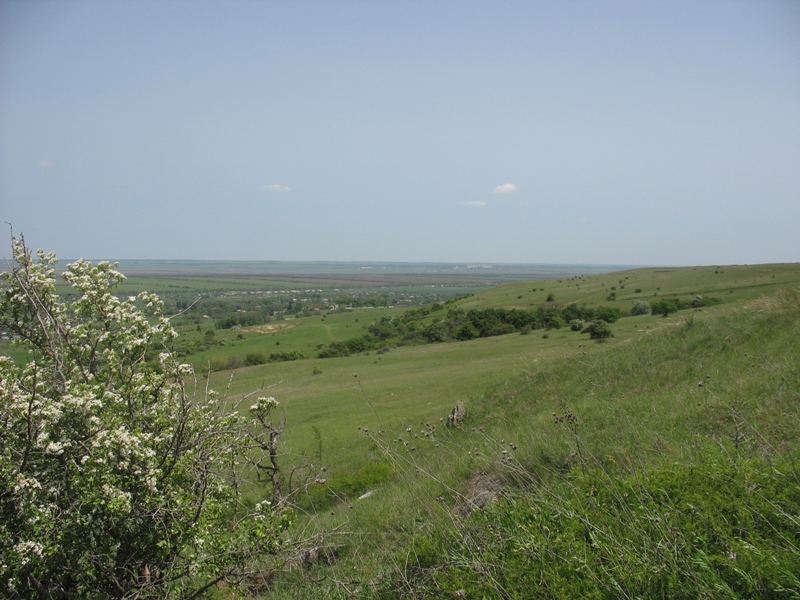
[1,0,798,265]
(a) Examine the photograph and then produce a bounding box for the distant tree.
[631,300,651,316]
[692,295,723,308]
[245,352,267,366]
[651,298,681,317]
[543,312,565,330]
[0,235,289,599]
[582,320,614,340]
[594,306,623,323]
[423,321,448,343]
[562,303,592,322]
[455,322,479,341]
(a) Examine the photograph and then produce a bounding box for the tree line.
[317,303,625,358]
[316,294,724,358]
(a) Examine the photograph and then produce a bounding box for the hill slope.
[265,285,800,599]
[457,263,800,310]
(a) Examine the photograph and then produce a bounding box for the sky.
[1,0,798,266]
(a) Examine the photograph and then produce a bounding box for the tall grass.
[392,453,800,599]
[365,294,800,599]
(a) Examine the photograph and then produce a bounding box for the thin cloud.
[462,200,487,207]
[261,184,291,193]
[491,183,517,194]
[38,160,52,168]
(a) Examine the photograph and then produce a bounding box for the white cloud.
[38,160,52,168]
[491,183,517,194]
[261,184,291,193]
[462,200,487,207]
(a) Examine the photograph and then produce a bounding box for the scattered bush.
[582,319,613,340]
[210,354,244,370]
[268,350,307,362]
[651,297,681,317]
[692,295,723,308]
[245,352,267,366]
[631,299,651,316]
[543,312,565,330]
[594,305,623,323]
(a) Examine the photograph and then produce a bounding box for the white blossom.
[13,540,44,565]
[251,396,279,412]
[45,441,64,455]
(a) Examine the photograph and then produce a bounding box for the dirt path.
[244,323,295,334]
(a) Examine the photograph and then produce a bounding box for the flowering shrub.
[0,236,287,598]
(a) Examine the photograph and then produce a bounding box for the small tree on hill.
[582,319,613,340]
[0,235,289,599]
[651,298,681,317]
[594,306,623,323]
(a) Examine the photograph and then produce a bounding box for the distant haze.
[91,259,632,281]
[1,1,798,266]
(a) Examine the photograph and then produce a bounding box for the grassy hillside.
[165,265,800,598]
[457,263,800,311]
[257,286,800,599]
[204,264,800,460]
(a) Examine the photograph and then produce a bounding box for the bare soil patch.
[244,323,295,334]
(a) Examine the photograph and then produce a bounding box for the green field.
[51,259,624,294]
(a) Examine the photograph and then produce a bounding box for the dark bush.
[582,320,613,340]
[244,352,266,366]
[651,298,681,317]
[594,306,623,323]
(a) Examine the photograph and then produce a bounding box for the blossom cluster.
[251,395,280,412]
